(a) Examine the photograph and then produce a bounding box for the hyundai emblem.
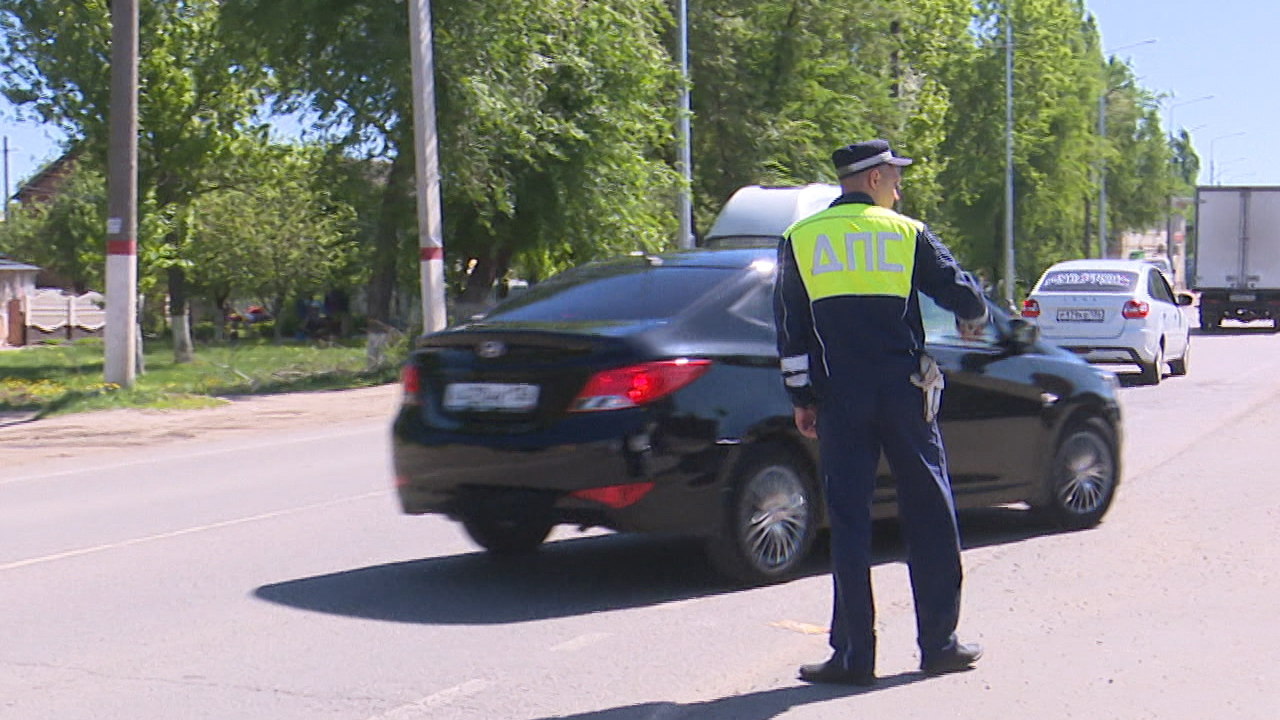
[476,341,506,359]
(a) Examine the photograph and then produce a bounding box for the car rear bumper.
[1050,327,1161,366]
[391,406,732,535]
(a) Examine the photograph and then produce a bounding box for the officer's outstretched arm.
[774,236,817,408]
[914,225,988,325]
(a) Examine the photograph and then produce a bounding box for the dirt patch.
[0,384,400,471]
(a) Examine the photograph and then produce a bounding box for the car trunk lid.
[1029,293,1131,340]
[408,322,658,432]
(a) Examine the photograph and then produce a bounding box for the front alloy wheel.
[1040,417,1118,530]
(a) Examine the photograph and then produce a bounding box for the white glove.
[909,354,945,423]
[956,309,989,342]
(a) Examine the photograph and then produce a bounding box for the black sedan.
[393,248,1123,584]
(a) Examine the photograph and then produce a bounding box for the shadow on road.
[513,671,938,720]
[253,506,1066,625]
[1193,324,1279,336]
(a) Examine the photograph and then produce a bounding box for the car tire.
[706,444,818,586]
[1139,343,1163,385]
[461,516,554,556]
[1168,338,1189,376]
[1036,416,1119,530]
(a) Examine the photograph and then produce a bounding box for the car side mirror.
[1006,317,1040,349]
[1176,292,1195,307]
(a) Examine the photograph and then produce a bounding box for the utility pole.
[1097,92,1107,258]
[104,0,138,387]
[1003,7,1015,310]
[676,0,693,249]
[2,136,10,223]
[407,0,447,334]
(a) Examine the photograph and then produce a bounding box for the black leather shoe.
[798,659,875,686]
[921,642,983,675]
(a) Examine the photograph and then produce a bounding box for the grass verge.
[0,337,403,418]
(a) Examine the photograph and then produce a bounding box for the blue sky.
[1087,0,1277,186]
[0,1,1273,195]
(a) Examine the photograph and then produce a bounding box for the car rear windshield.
[1038,270,1138,293]
[483,265,740,322]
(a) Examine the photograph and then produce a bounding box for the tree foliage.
[187,145,356,339]
[0,0,273,360]
[0,0,1201,336]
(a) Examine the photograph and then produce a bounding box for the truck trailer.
[1191,186,1280,331]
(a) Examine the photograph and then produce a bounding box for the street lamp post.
[1164,94,1212,273]
[1209,132,1246,185]
[1003,7,1014,310]
[676,0,693,249]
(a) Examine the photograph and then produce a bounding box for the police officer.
[774,139,988,685]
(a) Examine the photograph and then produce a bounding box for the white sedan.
[1023,259,1192,384]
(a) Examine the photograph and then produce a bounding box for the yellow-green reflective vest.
[785,204,923,301]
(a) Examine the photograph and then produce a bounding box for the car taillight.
[569,482,655,508]
[570,359,711,412]
[400,364,422,406]
[1021,299,1041,318]
[1122,300,1150,319]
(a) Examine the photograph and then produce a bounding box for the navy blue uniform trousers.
[815,355,962,675]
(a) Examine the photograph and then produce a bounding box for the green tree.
[0,0,273,361]
[223,0,680,326]
[1098,59,1174,254]
[188,147,355,342]
[0,160,106,292]
[934,0,1106,297]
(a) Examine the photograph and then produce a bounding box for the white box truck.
[1192,186,1280,330]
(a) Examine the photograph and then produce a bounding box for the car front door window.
[918,292,997,347]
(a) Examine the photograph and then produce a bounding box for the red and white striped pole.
[105,0,139,386]
[408,0,447,334]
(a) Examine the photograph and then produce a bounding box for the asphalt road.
[4,325,1280,720]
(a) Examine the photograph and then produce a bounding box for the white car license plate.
[443,383,540,412]
[1056,308,1104,322]
[1229,293,1256,302]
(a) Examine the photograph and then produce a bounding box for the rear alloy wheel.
[1038,417,1118,530]
[1168,337,1189,376]
[1139,343,1163,385]
[706,445,817,585]
[461,516,554,556]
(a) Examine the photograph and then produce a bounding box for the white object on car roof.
[704,184,841,244]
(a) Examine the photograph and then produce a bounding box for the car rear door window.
[1038,269,1139,293]
[484,265,739,322]
[727,280,776,328]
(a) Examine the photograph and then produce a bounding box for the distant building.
[13,149,81,206]
[0,256,39,346]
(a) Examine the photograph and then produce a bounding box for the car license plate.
[443,383,540,412]
[1056,308,1104,322]
[1229,293,1256,302]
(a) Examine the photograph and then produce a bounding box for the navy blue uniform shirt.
[774,192,987,408]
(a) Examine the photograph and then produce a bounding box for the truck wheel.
[1139,343,1163,385]
[462,516,554,556]
[1168,340,1189,376]
[1035,417,1119,530]
[705,444,818,586]
[1199,309,1217,332]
